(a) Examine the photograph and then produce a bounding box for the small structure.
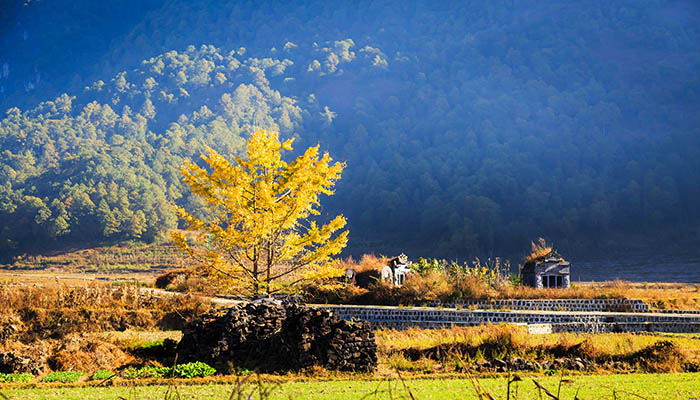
[521,250,571,289]
[381,253,412,286]
[345,254,412,288]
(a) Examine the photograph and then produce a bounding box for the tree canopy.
[1,0,699,259]
[172,130,347,297]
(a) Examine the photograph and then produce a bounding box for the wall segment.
[310,301,700,333]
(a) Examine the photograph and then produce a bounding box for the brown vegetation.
[47,334,134,373]
[376,325,700,375]
[305,256,700,310]
[524,238,553,264]
[155,269,188,289]
[0,282,213,375]
[3,241,185,274]
[0,283,213,341]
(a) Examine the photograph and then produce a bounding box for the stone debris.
[177,300,377,372]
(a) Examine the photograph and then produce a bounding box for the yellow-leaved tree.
[171,129,348,297]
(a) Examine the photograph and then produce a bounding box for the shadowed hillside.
[1,0,699,258]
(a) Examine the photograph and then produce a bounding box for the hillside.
[1,0,699,258]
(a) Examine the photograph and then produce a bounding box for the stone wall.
[540,322,700,334]
[311,304,700,333]
[426,298,650,312]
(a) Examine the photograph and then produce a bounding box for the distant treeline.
[1,0,699,257]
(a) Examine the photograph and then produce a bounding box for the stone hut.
[521,250,571,289]
[381,253,412,286]
[345,254,412,288]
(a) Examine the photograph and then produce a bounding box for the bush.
[123,365,171,379]
[123,362,216,379]
[40,371,86,383]
[0,372,33,383]
[411,257,444,275]
[172,361,216,378]
[90,369,114,380]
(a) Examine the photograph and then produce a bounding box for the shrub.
[123,362,216,379]
[355,254,389,273]
[0,372,33,383]
[479,324,524,358]
[90,369,114,380]
[123,365,170,379]
[172,361,216,378]
[411,258,443,275]
[40,371,86,383]
[449,271,496,300]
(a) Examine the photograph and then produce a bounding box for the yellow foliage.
[172,129,348,297]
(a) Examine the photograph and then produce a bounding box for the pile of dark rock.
[176,300,377,372]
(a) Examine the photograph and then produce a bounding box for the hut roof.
[523,249,567,267]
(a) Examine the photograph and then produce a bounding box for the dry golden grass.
[524,238,553,263]
[353,254,390,273]
[373,324,700,375]
[606,281,700,310]
[0,282,212,375]
[48,334,135,373]
[4,241,186,274]
[375,324,700,361]
[399,270,453,301]
[0,282,213,342]
[310,278,700,310]
[311,255,700,309]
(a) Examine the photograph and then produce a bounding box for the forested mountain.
[1,0,699,258]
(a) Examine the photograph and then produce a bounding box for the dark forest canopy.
[1,0,699,258]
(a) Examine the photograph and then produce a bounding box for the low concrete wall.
[547,322,700,333]
[311,304,700,333]
[657,309,700,315]
[426,299,650,312]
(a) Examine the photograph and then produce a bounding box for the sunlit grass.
[2,373,699,400]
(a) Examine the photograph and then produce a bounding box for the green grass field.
[2,373,699,400]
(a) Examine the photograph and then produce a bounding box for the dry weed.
[399,270,452,302]
[0,283,213,341]
[356,254,390,273]
[48,334,134,373]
